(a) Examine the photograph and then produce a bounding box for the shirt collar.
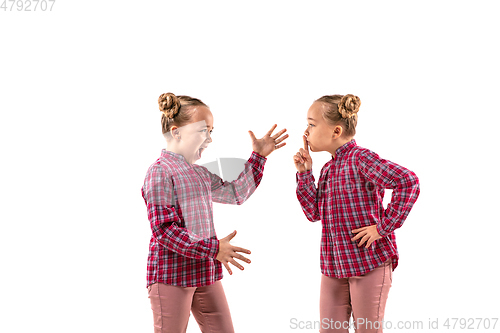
[332,139,357,159]
[161,149,188,164]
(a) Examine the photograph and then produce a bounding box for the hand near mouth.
[293,135,313,173]
[248,124,289,158]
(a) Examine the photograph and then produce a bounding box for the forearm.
[212,151,266,205]
[149,204,219,259]
[358,150,420,237]
[377,171,420,236]
[296,170,320,222]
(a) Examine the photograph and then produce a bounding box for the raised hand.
[248,124,288,158]
[293,135,313,173]
[216,230,251,275]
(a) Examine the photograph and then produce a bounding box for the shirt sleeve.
[209,151,267,205]
[296,169,321,222]
[357,149,420,237]
[142,164,219,259]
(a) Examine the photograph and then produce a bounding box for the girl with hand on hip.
[294,94,420,333]
[142,93,288,333]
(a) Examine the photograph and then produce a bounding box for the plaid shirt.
[296,139,420,278]
[142,149,267,288]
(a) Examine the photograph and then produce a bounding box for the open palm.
[248,124,288,157]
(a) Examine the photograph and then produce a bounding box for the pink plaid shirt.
[142,149,267,287]
[296,139,420,278]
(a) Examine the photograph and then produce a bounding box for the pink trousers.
[319,260,392,333]
[147,281,234,333]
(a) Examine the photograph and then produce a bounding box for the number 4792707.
[1,0,56,11]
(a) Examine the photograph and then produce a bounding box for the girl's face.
[304,102,337,153]
[174,106,214,164]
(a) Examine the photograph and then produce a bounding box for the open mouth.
[196,146,208,159]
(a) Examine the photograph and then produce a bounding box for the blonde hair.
[315,94,361,137]
[158,93,208,136]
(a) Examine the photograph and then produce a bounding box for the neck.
[166,142,191,164]
[328,137,353,158]
[166,145,181,155]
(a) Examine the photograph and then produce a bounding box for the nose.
[206,131,212,143]
[304,127,309,137]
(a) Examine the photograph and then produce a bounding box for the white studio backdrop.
[1,1,499,332]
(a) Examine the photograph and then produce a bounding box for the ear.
[171,126,181,140]
[332,125,343,139]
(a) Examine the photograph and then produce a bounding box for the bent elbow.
[401,170,419,189]
[306,214,321,223]
[408,171,419,186]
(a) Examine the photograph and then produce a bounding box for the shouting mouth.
[196,145,208,159]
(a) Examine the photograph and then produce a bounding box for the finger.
[233,246,251,254]
[303,135,309,151]
[351,227,366,233]
[229,259,244,271]
[351,230,366,241]
[248,130,257,142]
[224,262,232,275]
[274,133,289,144]
[358,235,369,247]
[295,153,304,163]
[295,158,304,165]
[351,233,361,241]
[233,253,251,263]
[266,124,278,136]
[275,142,286,149]
[366,238,374,248]
[271,128,287,140]
[226,230,237,241]
[299,148,309,159]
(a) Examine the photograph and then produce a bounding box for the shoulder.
[143,162,169,186]
[192,163,209,174]
[145,158,181,180]
[351,145,380,162]
[353,143,377,156]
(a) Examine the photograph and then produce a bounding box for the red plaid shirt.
[296,139,420,278]
[142,149,267,287]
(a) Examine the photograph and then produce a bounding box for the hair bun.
[158,93,181,119]
[338,94,361,118]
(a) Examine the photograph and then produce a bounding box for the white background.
[1,1,499,332]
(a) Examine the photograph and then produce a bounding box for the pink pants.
[319,260,392,333]
[147,281,234,333]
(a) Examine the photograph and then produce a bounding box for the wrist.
[253,150,266,158]
[376,223,387,237]
[211,239,220,259]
